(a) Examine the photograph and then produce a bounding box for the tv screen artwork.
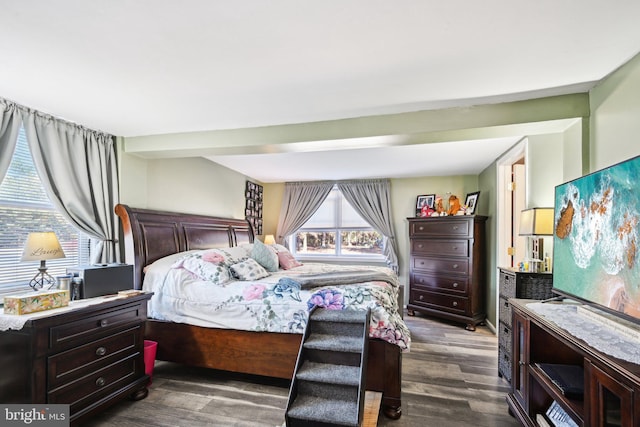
[553,154,640,322]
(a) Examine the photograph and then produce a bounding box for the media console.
[507,299,640,426]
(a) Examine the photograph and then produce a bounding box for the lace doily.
[0,295,123,331]
[527,302,640,364]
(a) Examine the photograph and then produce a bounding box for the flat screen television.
[553,154,640,324]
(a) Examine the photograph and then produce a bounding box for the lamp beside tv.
[519,207,553,272]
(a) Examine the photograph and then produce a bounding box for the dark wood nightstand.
[0,292,152,425]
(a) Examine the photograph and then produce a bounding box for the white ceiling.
[1,1,639,182]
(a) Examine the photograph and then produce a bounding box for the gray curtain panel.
[0,99,22,183]
[275,181,334,246]
[337,179,399,273]
[21,110,120,264]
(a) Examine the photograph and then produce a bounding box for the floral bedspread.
[143,254,410,352]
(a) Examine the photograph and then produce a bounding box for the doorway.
[496,138,527,320]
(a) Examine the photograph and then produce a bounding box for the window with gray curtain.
[21,107,120,264]
[277,179,399,272]
[0,127,90,294]
[289,185,385,260]
[0,97,120,296]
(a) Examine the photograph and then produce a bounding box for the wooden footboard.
[145,319,402,418]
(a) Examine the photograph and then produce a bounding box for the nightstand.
[0,292,152,425]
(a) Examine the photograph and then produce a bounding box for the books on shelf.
[545,400,578,427]
[536,413,552,427]
[535,363,584,398]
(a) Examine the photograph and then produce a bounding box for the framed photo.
[416,194,435,215]
[464,191,480,215]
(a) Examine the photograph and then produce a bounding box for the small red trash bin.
[144,340,158,385]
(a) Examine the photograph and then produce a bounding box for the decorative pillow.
[270,243,289,253]
[251,239,279,272]
[173,251,232,286]
[230,258,270,281]
[216,246,252,265]
[278,251,302,270]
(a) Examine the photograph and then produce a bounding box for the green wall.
[590,52,640,170]
[118,50,640,334]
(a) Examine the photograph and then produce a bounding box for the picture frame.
[245,180,264,235]
[416,194,435,216]
[464,191,480,215]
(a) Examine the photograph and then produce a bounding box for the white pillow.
[172,250,232,286]
[270,243,289,253]
[230,258,270,281]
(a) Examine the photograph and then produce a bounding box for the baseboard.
[484,318,497,334]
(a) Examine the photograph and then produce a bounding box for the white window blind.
[0,127,90,293]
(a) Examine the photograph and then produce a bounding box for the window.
[290,186,383,260]
[0,127,90,294]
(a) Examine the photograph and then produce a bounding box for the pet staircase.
[285,307,370,427]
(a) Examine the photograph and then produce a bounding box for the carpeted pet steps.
[285,307,370,427]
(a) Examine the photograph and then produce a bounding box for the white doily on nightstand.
[0,295,123,331]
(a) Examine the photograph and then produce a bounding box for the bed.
[115,203,407,419]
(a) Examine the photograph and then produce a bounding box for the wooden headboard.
[115,204,254,289]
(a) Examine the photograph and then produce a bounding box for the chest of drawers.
[407,216,487,331]
[497,267,553,383]
[0,293,151,425]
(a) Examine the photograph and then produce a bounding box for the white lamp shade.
[264,234,276,245]
[519,208,554,236]
[21,232,66,261]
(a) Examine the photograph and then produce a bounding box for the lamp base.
[28,261,56,291]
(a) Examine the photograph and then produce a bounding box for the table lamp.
[519,207,554,271]
[264,234,276,245]
[21,231,66,290]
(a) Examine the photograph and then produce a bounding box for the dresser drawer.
[409,218,471,237]
[498,345,512,383]
[412,256,469,275]
[48,353,139,409]
[411,273,468,295]
[498,320,512,352]
[410,289,468,315]
[411,239,469,257]
[499,296,512,327]
[48,326,141,389]
[499,270,516,298]
[49,303,144,350]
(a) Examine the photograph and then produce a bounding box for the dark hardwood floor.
[82,313,519,426]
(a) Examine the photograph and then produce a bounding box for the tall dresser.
[407,216,487,331]
[497,267,553,383]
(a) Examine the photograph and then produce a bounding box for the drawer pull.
[95,346,107,356]
[95,377,106,387]
[418,226,424,231]
[99,319,109,327]
[417,244,423,248]
[452,226,458,230]
[419,295,424,300]
[452,282,459,288]
[452,301,458,307]
[452,246,457,250]
[452,264,458,269]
